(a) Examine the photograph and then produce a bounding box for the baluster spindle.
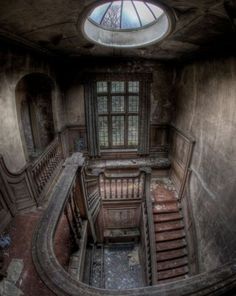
[109,179,111,199]
[104,176,107,199]
[132,178,134,198]
[115,179,118,199]
[121,179,123,199]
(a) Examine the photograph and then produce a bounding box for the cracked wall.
[173,56,236,272]
[0,44,65,172]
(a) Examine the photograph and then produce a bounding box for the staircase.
[152,180,189,283]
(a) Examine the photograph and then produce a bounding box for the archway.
[15,73,55,160]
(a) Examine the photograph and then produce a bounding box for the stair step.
[155,220,184,232]
[156,239,187,252]
[157,265,189,280]
[155,229,185,242]
[153,189,177,202]
[153,212,182,222]
[153,202,179,214]
[156,248,188,262]
[157,256,188,271]
[154,199,179,204]
[157,274,188,283]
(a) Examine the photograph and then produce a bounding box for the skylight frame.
[88,0,165,32]
[81,0,175,48]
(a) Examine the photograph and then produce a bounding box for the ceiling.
[0,0,235,60]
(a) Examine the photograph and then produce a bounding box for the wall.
[173,56,236,272]
[0,44,65,172]
[63,59,174,155]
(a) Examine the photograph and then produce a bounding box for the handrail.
[31,135,64,200]
[141,202,152,285]
[32,153,236,295]
[142,167,157,285]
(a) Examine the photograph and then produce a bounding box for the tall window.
[97,80,139,149]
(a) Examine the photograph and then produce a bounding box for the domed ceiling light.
[82,0,174,48]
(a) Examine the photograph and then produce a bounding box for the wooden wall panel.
[169,126,195,197]
[103,202,141,230]
[150,124,168,156]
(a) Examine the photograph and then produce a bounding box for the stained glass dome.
[89,1,164,31]
[82,0,174,48]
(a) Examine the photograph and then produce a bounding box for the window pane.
[112,96,125,112]
[98,116,109,147]
[89,3,111,24]
[128,96,139,112]
[101,1,122,29]
[128,115,139,146]
[133,2,155,26]
[121,1,141,29]
[98,96,108,113]
[111,81,125,93]
[112,116,124,146]
[97,81,108,93]
[128,81,139,93]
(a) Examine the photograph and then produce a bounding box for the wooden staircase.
[152,182,189,283]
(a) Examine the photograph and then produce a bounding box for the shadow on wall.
[15,73,55,161]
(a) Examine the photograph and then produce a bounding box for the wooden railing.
[81,168,100,220]
[32,153,236,296]
[141,202,152,285]
[0,134,66,231]
[31,135,64,200]
[99,170,145,200]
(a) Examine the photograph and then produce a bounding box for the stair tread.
[156,239,187,251]
[155,220,184,232]
[157,256,188,271]
[155,229,185,242]
[154,199,179,204]
[157,265,189,280]
[153,212,182,222]
[156,248,188,261]
[153,203,179,213]
[157,274,188,283]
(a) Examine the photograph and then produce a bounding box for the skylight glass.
[89,0,164,30]
[83,0,173,48]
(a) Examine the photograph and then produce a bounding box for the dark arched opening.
[16,73,55,160]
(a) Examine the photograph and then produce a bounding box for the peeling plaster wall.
[63,60,174,154]
[0,45,65,172]
[66,84,85,126]
[173,57,236,272]
[64,60,174,126]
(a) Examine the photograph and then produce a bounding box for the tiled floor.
[103,244,144,289]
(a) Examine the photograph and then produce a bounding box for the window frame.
[96,80,140,150]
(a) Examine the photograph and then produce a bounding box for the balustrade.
[31,135,64,200]
[99,170,145,200]
[31,153,236,296]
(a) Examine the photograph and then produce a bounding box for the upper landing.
[87,156,170,172]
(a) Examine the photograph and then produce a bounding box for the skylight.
[89,1,164,30]
[82,0,174,48]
